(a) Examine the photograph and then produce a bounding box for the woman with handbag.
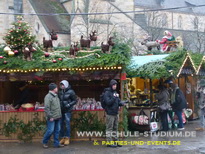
[156,85,171,131]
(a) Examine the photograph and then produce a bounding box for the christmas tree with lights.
[3,16,36,51]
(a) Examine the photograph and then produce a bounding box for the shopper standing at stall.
[195,79,205,131]
[156,85,171,131]
[171,83,187,130]
[42,83,63,148]
[59,80,77,145]
[103,79,126,148]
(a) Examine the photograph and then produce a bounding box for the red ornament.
[14,50,18,54]
[3,61,7,64]
[0,56,4,59]
[45,53,50,57]
[58,58,63,61]
[53,60,57,63]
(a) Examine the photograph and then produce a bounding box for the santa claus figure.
[156,30,175,52]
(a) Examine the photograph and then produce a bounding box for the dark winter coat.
[172,88,187,111]
[58,81,77,113]
[103,87,124,115]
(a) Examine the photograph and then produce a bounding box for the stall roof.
[127,52,200,79]
[177,53,197,77]
[129,54,169,69]
[196,56,205,76]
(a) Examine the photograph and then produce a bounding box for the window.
[178,16,182,29]
[161,14,167,27]
[194,17,198,30]
[35,22,40,34]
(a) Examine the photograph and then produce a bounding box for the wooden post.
[149,79,153,104]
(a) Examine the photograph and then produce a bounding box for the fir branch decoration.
[0,43,131,70]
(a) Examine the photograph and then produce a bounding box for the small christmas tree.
[3,16,36,51]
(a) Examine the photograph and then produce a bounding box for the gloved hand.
[65,104,70,108]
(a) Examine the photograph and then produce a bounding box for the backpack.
[100,91,106,109]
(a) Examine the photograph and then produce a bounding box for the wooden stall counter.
[0,109,123,142]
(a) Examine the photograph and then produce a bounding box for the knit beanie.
[49,83,57,90]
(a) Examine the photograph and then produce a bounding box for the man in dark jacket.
[171,84,187,130]
[104,79,125,148]
[58,80,77,145]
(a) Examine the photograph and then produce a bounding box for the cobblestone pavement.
[0,120,205,154]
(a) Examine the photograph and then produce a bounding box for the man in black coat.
[103,79,125,148]
[58,80,77,145]
[171,83,187,130]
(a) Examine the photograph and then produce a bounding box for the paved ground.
[0,120,205,154]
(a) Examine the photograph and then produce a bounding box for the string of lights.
[0,4,205,16]
[0,66,122,73]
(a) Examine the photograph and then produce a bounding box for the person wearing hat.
[58,80,77,145]
[42,83,64,148]
[103,79,127,148]
[195,79,205,131]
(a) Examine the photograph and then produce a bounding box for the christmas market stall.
[126,51,202,131]
[126,54,170,131]
[175,53,201,119]
[0,17,131,142]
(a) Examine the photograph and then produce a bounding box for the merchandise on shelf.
[73,97,103,110]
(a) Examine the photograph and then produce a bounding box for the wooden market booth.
[176,53,198,119]
[126,52,201,131]
[126,54,170,131]
[0,66,125,142]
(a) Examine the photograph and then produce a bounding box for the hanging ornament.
[0,56,4,59]
[52,60,57,63]
[14,50,19,54]
[8,51,15,56]
[3,61,7,64]
[58,58,63,61]
[4,46,11,53]
[45,53,50,57]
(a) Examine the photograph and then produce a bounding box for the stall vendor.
[13,82,30,109]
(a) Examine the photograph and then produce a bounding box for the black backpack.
[100,91,106,109]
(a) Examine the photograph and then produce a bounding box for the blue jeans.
[60,112,71,138]
[175,110,183,128]
[42,119,61,147]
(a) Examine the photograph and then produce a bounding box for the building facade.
[0,0,205,54]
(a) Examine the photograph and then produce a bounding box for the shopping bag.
[150,112,159,132]
[138,109,149,125]
[174,112,186,124]
[150,122,159,132]
[131,113,139,124]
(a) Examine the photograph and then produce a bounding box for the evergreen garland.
[0,43,131,70]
